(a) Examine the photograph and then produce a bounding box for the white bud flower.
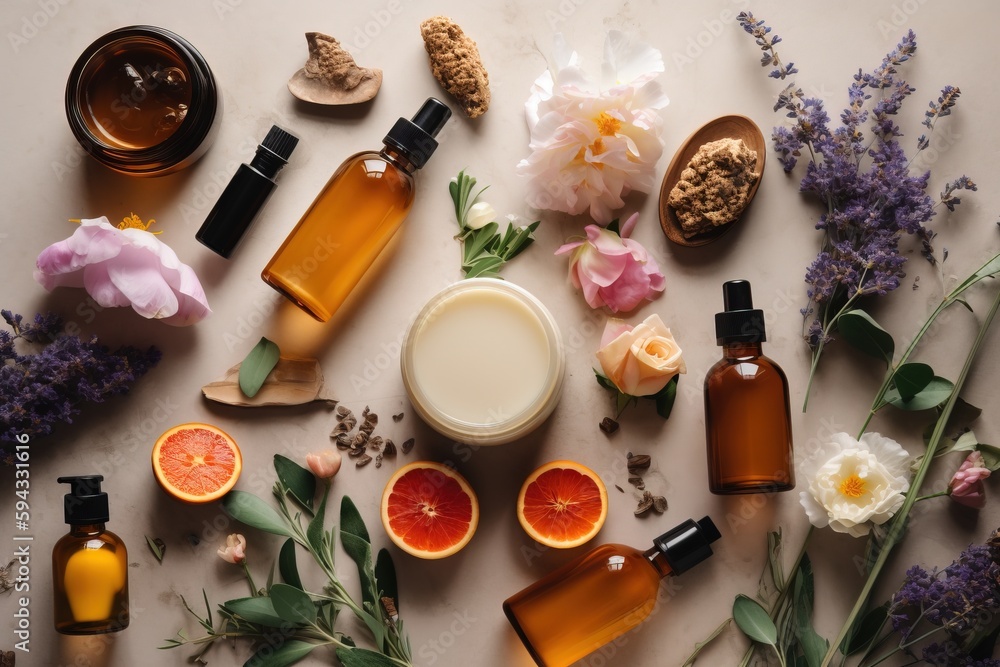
[465,201,497,230]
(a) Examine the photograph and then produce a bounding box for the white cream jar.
[401,279,565,445]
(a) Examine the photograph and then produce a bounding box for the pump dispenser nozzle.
[58,475,110,524]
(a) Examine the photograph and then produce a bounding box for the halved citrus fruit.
[152,423,242,503]
[380,461,479,559]
[517,460,608,549]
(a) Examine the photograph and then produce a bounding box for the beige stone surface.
[2,1,1000,666]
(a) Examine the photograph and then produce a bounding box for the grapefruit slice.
[517,460,608,549]
[380,461,479,559]
[152,423,242,503]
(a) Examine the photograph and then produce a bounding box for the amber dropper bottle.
[52,475,129,635]
[261,98,452,322]
[503,516,721,667]
[705,280,795,494]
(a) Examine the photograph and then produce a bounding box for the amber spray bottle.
[503,516,720,667]
[52,475,129,634]
[705,280,795,494]
[261,98,452,322]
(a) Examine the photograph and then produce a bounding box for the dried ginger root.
[668,138,758,237]
[419,16,490,118]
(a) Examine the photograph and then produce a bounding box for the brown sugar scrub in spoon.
[668,137,759,239]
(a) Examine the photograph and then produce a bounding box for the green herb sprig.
[161,455,412,667]
[449,170,540,279]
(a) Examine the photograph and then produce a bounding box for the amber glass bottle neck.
[642,547,673,578]
[722,341,763,359]
[380,146,418,174]
[69,522,106,536]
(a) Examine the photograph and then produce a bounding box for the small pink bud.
[306,450,342,479]
[949,451,991,509]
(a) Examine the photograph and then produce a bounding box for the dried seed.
[337,405,351,418]
[392,412,404,422]
[634,491,654,516]
[627,476,645,490]
[627,454,651,474]
[383,439,397,456]
[356,453,373,467]
[359,421,375,436]
[599,417,619,434]
[652,496,668,514]
[335,433,353,449]
[614,484,625,493]
[368,435,384,451]
[362,405,371,419]
[342,415,357,431]
[375,454,383,469]
[401,438,415,454]
[366,412,379,427]
[330,421,351,436]
[381,596,399,621]
[352,431,369,448]
[348,446,366,458]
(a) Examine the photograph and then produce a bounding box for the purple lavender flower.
[0,310,161,460]
[737,15,970,404]
[889,537,1000,664]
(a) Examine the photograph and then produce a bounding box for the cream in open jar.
[401,279,565,445]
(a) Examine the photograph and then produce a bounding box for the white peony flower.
[799,432,911,538]
[516,31,668,224]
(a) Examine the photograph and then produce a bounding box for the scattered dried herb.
[356,454,373,467]
[635,492,654,516]
[145,535,165,563]
[329,404,412,470]
[337,405,351,418]
[599,417,620,434]
[383,439,397,456]
[614,484,625,493]
[393,412,404,422]
[627,454,651,474]
[402,438,415,454]
[628,475,645,490]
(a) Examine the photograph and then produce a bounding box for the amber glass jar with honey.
[65,26,221,176]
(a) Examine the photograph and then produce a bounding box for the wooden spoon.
[658,115,766,247]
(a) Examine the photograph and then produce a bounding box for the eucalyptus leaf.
[890,363,934,401]
[733,594,778,646]
[885,376,954,411]
[464,254,505,279]
[145,535,164,563]
[375,548,399,613]
[463,223,499,262]
[792,556,827,667]
[239,337,281,398]
[279,538,302,590]
[274,454,316,511]
[837,310,894,364]
[307,490,328,558]
[222,491,295,538]
[840,603,888,656]
[224,596,289,627]
[594,370,617,391]
[269,583,317,626]
[652,375,679,419]
[244,639,316,667]
[335,647,400,667]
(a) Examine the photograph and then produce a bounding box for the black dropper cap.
[196,125,299,258]
[58,475,110,525]
[383,98,452,169]
[715,279,767,345]
[652,516,721,575]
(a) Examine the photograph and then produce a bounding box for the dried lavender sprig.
[737,12,797,80]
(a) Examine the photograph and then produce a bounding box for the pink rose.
[596,314,685,396]
[306,450,343,479]
[949,451,991,509]
[217,534,247,564]
[555,213,665,313]
[34,217,210,326]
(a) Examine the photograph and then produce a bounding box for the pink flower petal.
[619,212,639,238]
[599,256,651,313]
[554,240,585,256]
[600,319,633,348]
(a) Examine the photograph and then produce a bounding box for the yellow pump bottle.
[52,475,129,635]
